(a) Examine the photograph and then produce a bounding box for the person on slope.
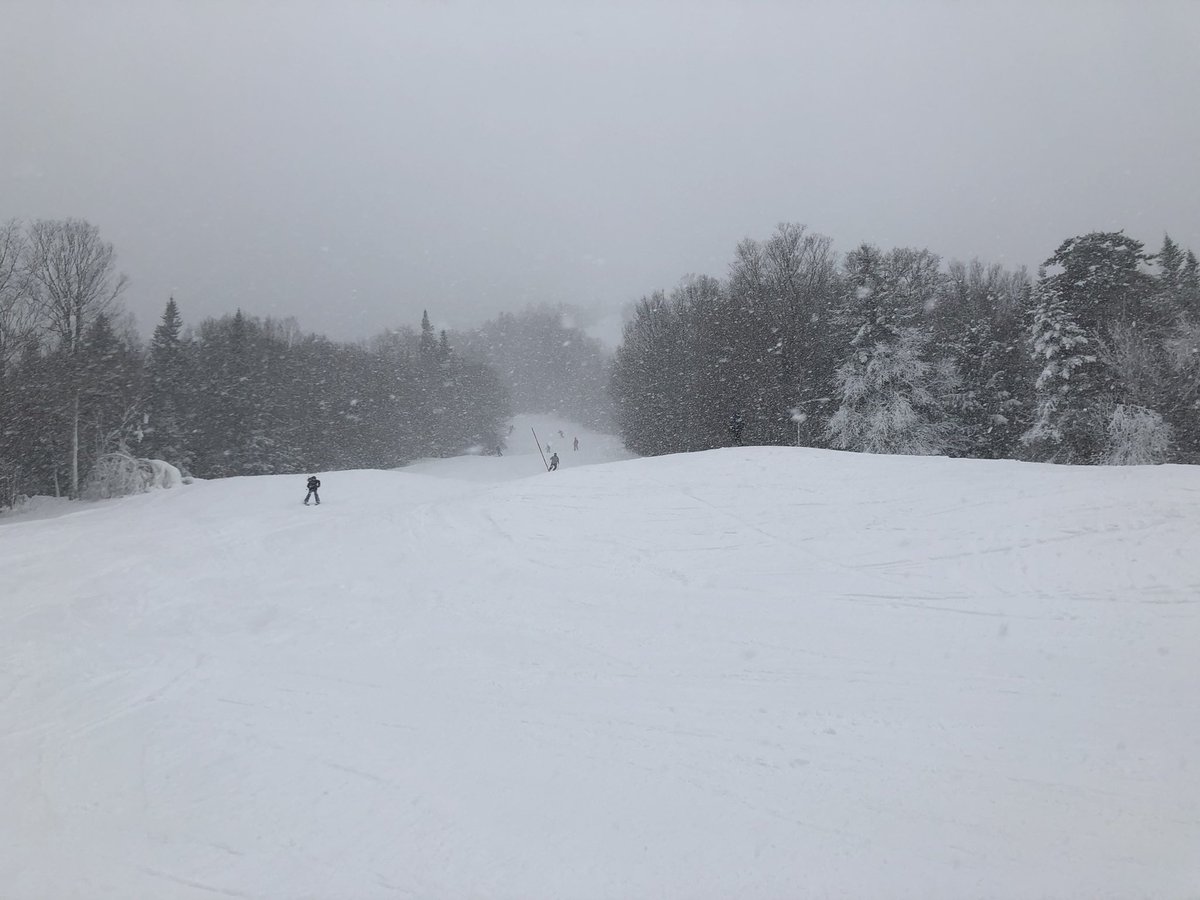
[728,414,745,446]
[304,475,321,505]
[573,436,579,451]
[548,452,559,471]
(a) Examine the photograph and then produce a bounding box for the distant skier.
[304,475,321,505]
[548,452,559,471]
[558,430,565,438]
[728,414,745,446]
[573,436,579,451]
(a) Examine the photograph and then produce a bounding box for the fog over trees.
[2,217,1199,507]
[455,307,614,431]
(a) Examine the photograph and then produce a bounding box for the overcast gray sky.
[3,0,1198,342]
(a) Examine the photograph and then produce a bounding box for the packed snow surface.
[2,415,1198,899]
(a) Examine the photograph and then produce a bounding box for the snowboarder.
[548,452,559,471]
[573,436,579,451]
[304,475,321,505]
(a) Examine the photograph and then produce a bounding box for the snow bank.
[82,454,186,500]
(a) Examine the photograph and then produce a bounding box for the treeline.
[611,224,1200,464]
[0,218,510,504]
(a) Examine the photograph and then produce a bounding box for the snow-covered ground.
[2,415,1198,899]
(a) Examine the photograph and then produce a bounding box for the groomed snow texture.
[2,416,1197,899]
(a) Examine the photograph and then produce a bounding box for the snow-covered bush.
[144,458,186,488]
[1100,404,1173,465]
[0,491,31,514]
[82,453,185,500]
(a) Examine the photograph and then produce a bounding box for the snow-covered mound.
[1,427,1197,899]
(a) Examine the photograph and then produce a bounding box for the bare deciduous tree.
[23,219,128,498]
[0,219,36,373]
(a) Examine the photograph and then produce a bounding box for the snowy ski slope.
[1,415,1198,899]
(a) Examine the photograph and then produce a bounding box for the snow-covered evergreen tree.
[1021,232,1166,463]
[1039,232,1158,332]
[142,298,193,470]
[79,313,143,465]
[1181,251,1200,318]
[827,245,960,456]
[930,260,1032,458]
[1162,319,1200,459]
[190,311,299,477]
[826,328,963,455]
[1157,235,1184,304]
[1022,286,1109,462]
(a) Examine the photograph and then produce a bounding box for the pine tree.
[827,246,956,455]
[418,310,437,360]
[931,260,1033,458]
[1022,286,1108,462]
[1157,235,1184,297]
[142,298,193,469]
[1022,233,1169,463]
[837,244,936,348]
[1180,251,1200,320]
[191,311,291,476]
[826,328,963,455]
[1161,316,1200,458]
[410,311,439,455]
[80,313,141,455]
[1039,232,1157,333]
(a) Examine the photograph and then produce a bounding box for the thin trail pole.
[532,427,549,471]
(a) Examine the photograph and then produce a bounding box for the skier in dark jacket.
[728,414,745,446]
[548,452,559,471]
[304,475,321,505]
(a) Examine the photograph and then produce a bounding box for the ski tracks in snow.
[2,438,1200,897]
